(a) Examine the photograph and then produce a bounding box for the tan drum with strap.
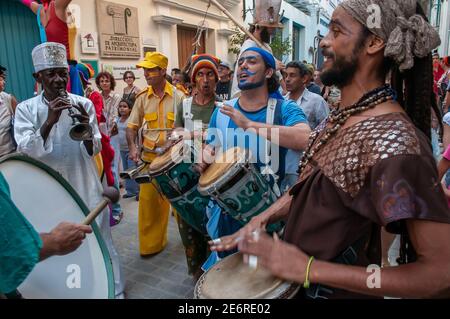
[194,253,299,299]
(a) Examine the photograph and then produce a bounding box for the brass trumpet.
[58,89,94,141]
[119,162,147,180]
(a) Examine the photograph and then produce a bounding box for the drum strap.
[183,97,194,131]
[214,98,239,149]
[261,98,282,197]
[173,85,178,116]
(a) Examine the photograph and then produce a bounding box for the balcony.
[285,0,321,15]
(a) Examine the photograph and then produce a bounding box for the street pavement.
[111,193,196,299]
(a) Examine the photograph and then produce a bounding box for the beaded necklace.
[298,84,396,177]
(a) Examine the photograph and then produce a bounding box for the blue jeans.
[110,141,122,218]
[120,150,139,196]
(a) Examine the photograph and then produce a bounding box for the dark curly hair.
[95,72,116,91]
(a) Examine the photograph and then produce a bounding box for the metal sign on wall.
[96,0,141,59]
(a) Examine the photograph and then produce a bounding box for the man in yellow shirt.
[126,52,184,255]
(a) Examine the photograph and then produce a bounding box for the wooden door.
[177,26,205,70]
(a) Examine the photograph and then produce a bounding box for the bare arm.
[39,222,92,261]
[443,124,450,152]
[309,220,450,298]
[437,157,450,181]
[210,191,293,252]
[245,122,311,151]
[55,0,72,22]
[445,91,450,114]
[238,219,450,299]
[11,96,17,113]
[218,105,311,151]
[126,127,139,162]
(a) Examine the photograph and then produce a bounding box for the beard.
[320,52,359,88]
[320,34,367,88]
[238,79,265,91]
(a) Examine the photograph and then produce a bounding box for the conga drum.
[198,147,282,232]
[0,153,115,299]
[148,141,210,234]
[195,253,299,299]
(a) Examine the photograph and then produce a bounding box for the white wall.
[69,0,241,92]
[280,1,315,62]
[440,0,450,56]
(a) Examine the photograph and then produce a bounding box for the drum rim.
[148,141,188,176]
[198,147,251,193]
[194,252,288,299]
[0,152,115,299]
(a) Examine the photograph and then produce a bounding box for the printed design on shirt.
[380,179,428,223]
[300,114,421,197]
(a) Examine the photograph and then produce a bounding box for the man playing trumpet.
[14,42,125,298]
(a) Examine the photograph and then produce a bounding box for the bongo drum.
[195,253,299,299]
[148,141,210,234]
[198,147,282,232]
[0,153,114,299]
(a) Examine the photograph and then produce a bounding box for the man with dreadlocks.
[210,0,450,299]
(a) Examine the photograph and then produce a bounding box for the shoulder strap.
[266,98,277,125]
[215,98,238,149]
[262,98,283,197]
[182,97,194,131]
[172,85,177,113]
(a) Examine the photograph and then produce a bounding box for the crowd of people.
[1,0,450,300]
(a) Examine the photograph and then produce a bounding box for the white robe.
[14,92,124,298]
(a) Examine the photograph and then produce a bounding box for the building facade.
[243,0,341,67]
[0,0,242,100]
[429,0,450,57]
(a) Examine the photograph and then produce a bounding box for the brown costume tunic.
[285,112,450,299]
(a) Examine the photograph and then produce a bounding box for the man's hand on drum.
[39,222,92,261]
[209,214,268,252]
[219,104,251,129]
[194,144,215,174]
[238,231,310,284]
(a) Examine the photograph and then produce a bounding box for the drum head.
[196,253,284,299]
[148,140,186,175]
[199,147,248,189]
[0,154,115,299]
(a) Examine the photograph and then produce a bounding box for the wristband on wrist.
[303,256,315,289]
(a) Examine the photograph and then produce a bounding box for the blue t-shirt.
[207,98,307,182]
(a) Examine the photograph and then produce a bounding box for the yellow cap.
[136,52,168,70]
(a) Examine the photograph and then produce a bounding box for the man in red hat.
[172,54,221,280]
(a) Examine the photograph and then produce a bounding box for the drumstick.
[82,187,120,225]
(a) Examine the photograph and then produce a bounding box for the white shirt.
[0,92,15,157]
[14,92,125,297]
[14,92,103,211]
